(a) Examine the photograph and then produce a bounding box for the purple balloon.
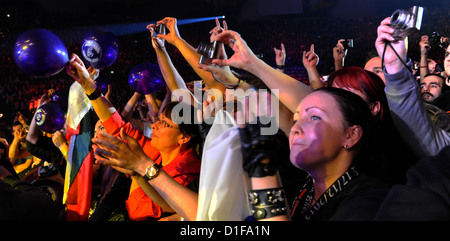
[51,89,69,113]
[128,63,165,95]
[81,28,119,69]
[35,102,65,134]
[14,28,69,77]
[94,74,110,95]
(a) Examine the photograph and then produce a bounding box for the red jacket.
[102,111,200,220]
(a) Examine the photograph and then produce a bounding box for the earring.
[343,145,349,151]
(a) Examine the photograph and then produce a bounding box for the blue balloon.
[35,102,66,134]
[51,89,69,113]
[128,63,165,95]
[94,74,110,95]
[81,28,119,69]
[14,28,69,77]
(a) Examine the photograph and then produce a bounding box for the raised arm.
[197,18,253,91]
[273,43,286,72]
[148,23,189,92]
[120,92,148,131]
[26,94,51,145]
[235,105,291,221]
[8,128,29,160]
[156,17,226,92]
[147,23,198,107]
[66,54,116,122]
[419,35,430,81]
[212,30,313,113]
[333,39,347,71]
[302,44,324,89]
[376,17,450,159]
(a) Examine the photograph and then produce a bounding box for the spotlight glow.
[97,16,226,36]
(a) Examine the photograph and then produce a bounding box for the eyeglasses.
[155,118,179,129]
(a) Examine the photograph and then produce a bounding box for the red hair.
[327,66,388,121]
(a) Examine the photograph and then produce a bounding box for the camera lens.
[197,43,203,54]
[391,9,411,30]
[197,42,213,56]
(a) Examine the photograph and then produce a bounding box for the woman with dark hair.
[240,87,390,221]
[328,66,417,185]
[91,102,204,221]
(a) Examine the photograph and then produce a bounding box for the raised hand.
[302,44,319,69]
[211,30,258,72]
[419,35,430,55]
[274,43,286,66]
[66,53,91,85]
[333,39,347,68]
[147,23,166,49]
[155,17,181,46]
[375,17,408,74]
[209,18,229,59]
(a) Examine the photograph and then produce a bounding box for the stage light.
[51,16,227,46]
[96,16,226,36]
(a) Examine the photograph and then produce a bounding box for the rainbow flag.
[63,109,94,221]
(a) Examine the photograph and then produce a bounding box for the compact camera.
[390,6,424,41]
[341,39,354,49]
[430,32,449,50]
[197,41,219,64]
[153,24,166,37]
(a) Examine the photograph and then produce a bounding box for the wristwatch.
[143,163,162,181]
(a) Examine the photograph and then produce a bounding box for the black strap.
[291,165,360,220]
[381,41,412,74]
[87,87,102,100]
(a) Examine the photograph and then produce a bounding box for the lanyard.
[291,165,360,220]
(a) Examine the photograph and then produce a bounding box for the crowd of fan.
[1,7,450,222]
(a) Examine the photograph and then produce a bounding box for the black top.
[292,172,390,221]
[26,136,63,163]
[0,176,58,220]
[375,145,450,221]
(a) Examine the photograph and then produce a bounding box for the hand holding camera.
[197,41,219,64]
[154,17,181,47]
[375,17,408,74]
[333,39,350,66]
[209,30,259,74]
[147,23,166,49]
[430,32,449,50]
[198,18,229,65]
[375,6,424,74]
[419,35,430,55]
[389,6,423,41]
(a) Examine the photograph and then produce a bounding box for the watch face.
[149,166,158,176]
[145,164,160,180]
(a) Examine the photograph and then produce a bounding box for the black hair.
[12,121,23,127]
[315,87,382,176]
[162,101,202,151]
[423,73,446,83]
[422,73,448,90]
